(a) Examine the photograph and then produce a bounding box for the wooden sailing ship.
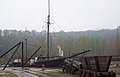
[31,0,90,68]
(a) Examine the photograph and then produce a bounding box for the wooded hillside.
[0,27,120,63]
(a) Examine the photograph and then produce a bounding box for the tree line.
[0,27,120,63]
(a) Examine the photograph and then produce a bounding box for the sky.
[0,0,120,32]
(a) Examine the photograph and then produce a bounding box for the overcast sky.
[0,0,120,32]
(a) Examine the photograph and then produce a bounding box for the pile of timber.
[62,56,116,77]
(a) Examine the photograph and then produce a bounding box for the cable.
[55,0,77,31]
[51,18,72,39]
[51,17,63,31]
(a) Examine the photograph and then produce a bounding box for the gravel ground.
[0,63,120,77]
[12,69,39,77]
[0,68,39,77]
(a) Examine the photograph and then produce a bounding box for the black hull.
[32,58,65,68]
[11,50,90,68]
[11,62,30,67]
[11,62,22,67]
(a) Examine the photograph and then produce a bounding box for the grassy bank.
[0,71,18,77]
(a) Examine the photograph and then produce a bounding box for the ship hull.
[32,58,65,68]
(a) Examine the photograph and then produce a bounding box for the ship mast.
[25,27,27,61]
[47,0,50,60]
[117,28,120,56]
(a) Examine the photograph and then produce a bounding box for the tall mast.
[25,27,27,61]
[117,28,120,56]
[47,0,50,60]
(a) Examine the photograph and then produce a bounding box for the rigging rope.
[55,0,77,31]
